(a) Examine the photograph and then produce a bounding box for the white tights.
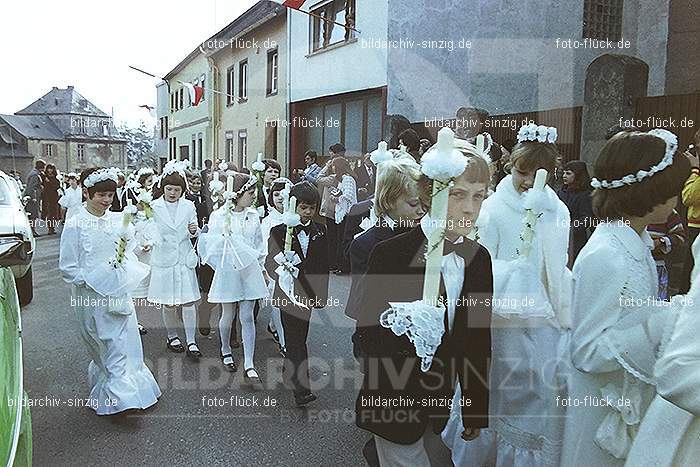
[162,304,197,345]
[220,301,256,370]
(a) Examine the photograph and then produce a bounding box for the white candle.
[257,152,263,164]
[378,141,387,152]
[533,168,547,190]
[212,171,219,182]
[288,195,297,215]
[226,174,234,193]
[284,196,297,252]
[476,134,485,153]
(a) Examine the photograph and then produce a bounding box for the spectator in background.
[354,153,375,201]
[200,159,213,211]
[24,159,45,236]
[557,160,594,266]
[318,154,357,273]
[680,130,700,293]
[418,138,433,157]
[648,210,687,300]
[41,164,61,235]
[398,128,421,162]
[298,150,321,185]
[256,159,281,218]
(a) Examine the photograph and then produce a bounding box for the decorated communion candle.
[284,196,297,252]
[226,174,234,193]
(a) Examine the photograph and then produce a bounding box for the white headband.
[517,123,558,144]
[83,168,119,188]
[591,128,678,190]
[159,160,190,189]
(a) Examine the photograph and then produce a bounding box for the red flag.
[184,83,204,107]
[273,0,307,10]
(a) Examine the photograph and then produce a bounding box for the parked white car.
[0,170,35,306]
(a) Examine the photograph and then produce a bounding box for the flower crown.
[159,160,190,188]
[517,123,558,144]
[591,129,678,190]
[224,173,257,202]
[83,167,119,188]
[136,167,155,179]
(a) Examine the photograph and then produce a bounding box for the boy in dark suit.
[266,181,330,406]
[353,148,493,465]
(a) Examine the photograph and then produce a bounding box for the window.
[169,137,176,160]
[77,118,86,133]
[267,49,279,96]
[225,131,234,163]
[583,0,623,41]
[200,74,206,102]
[191,134,197,164]
[197,133,203,169]
[265,121,278,159]
[102,121,109,136]
[226,66,235,106]
[159,117,169,139]
[43,143,54,157]
[238,130,247,168]
[311,0,356,52]
[77,144,85,162]
[179,88,184,110]
[238,60,248,102]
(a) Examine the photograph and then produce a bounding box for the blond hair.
[374,158,423,217]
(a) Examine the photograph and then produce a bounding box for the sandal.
[267,325,280,344]
[138,323,148,335]
[220,353,237,372]
[243,367,260,382]
[166,336,185,353]
[278,345,287,358]
[186,343,202,359]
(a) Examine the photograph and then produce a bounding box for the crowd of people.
[50,121,700,467]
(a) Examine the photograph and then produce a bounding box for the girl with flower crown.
[561,130,691,467]
[59,167,160,415]
[198,172,269,381]
[146,160,202,360]
[58,172,83,220]
[260,177,294,356]
[452,124,573,467]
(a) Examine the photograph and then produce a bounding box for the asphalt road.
[21,230,371,466]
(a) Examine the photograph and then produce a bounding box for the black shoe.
[138,323,148,335]
[294,392,317,407]
[278,345,287,358]
[243,367,260,382]
[186,343,202,359]
[267,324,280,344]
[199,325,211,336]
[32,231,41,238]
[220,353,237,372]
[166,336,185,353]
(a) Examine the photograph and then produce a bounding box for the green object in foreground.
[0,267,32,466]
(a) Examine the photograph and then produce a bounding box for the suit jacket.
[110,187,138,212]
[265,222,329,308]
[149,197,199,268]
[353,226,493,444]
[256,185,270,218]
[345,224,406,320]
[341,198,373,262]
[185,191,210,227]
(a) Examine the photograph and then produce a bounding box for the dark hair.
[563,161,591,192]
[80,167,117,198]
[204,159,213,168]
[268,180,288,207]
[510,141,559,174]
[240,167,250,175]
[605,124,638,141]
[35,159,46,169]
[290,181,320,207]
[304,150,318,162]
[263,159,281,173]
[329,143,346,155]
[592,131,691,219]
[332,156,354,181]
[398,129,421,152]
[45,164,57,176]
[138,172,154,187]
[161,171,187,194]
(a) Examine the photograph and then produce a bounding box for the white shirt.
[298,221,311,258]
[420,214,465,333]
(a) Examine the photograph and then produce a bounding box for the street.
[22,230,368,466]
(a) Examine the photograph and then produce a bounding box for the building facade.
[0,86,126,176]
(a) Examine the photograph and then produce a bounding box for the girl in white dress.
[260,177,293,356]
[625,235,700,467]
[450,124,572,467]
[58,172,83,219]
[561,129,692,466]
[131,169,156,335]
[59,167,160,415]
[198,173,269,381]
[146,161,202,360]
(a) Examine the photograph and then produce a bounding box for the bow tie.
[295,224,312,235]
[442,240,461,256]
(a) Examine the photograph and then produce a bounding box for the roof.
[164,1,285,79]
[16,86,111,117]
[0,114,64,141]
